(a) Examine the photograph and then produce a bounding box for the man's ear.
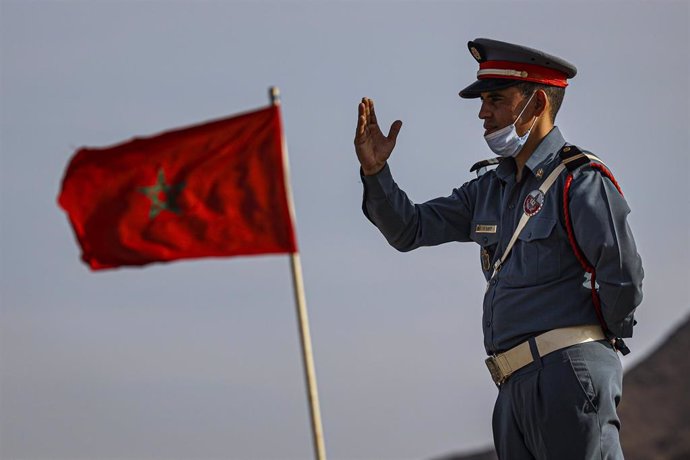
[534,89,549,119]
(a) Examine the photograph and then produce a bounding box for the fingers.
[355,97,373,142]
[355,114,367,142]
[367,98,378,125]
[359,97,367,119]
[387,120,403,143]
[355,102,367,142]
[357,97,397,143]
[359,97,377,126]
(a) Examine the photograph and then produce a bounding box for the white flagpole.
[270,87,327,460]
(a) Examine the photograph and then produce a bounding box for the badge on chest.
[481,247,491,271]
[523,190,545,216]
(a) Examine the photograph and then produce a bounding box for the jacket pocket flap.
[518,217,557,242]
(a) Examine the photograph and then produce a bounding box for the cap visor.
[459,78,520,99]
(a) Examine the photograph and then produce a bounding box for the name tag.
[475,224,497,234]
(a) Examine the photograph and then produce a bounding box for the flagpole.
[270,87,327,460]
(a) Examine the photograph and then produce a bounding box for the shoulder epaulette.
[559,144,590,172]
[470,157,501,176]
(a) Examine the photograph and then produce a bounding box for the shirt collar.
[495,157,515,183]
[524,126,566,174]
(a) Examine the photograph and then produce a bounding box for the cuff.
[360,163,396,199]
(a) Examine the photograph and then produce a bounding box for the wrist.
[361,163,385,176]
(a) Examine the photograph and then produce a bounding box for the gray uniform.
[361,126,644,459]
[361,127,643,354]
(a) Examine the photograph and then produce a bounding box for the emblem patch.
[523,190,545,216]
[470,46,482,61]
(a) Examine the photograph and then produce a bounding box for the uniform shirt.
[361,127,644,355]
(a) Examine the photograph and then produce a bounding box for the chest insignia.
[523,190,545,216]
[475,224,497,233]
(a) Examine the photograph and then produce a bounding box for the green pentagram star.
[138,168,186,219]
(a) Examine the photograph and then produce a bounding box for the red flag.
[58,105,298,270]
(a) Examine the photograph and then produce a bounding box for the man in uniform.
[354,38,644,459]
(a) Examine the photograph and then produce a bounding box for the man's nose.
[478,101,491,119]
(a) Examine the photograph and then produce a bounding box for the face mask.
[484,92,538,158]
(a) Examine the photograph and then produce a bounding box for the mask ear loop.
[526,112,539,131]
[514,91,541,136]
[513,91,537,126]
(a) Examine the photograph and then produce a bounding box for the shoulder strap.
[559,144,590,170]
[488,161,566,282]
[560,144,610,171]
[561,145,630,355]
[470,157,501,172]
[470,157,502,177]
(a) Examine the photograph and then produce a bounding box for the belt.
[485,325,605,387]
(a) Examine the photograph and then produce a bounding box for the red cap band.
[478,60,568,87]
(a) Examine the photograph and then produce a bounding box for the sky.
[1,1,688,459]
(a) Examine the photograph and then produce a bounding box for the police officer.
[354,38,644,459]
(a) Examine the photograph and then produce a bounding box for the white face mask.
[484,92,538,158]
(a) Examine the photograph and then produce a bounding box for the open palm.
[354,97,402,176]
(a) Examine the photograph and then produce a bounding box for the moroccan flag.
[58,105,298,270]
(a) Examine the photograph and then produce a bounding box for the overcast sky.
[1,1,688,459]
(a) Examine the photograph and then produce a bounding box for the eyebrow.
[480,92,504,101]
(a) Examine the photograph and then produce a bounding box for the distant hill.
[432,315,690,460]
[617,315,690,460]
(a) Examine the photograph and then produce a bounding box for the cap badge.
[523,190,545,216]
[470,46,482,62]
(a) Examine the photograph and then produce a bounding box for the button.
[509,203,515,209]
[485,321,491,328]
[482,237,488,244]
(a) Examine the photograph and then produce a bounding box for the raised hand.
[354,97,402,175]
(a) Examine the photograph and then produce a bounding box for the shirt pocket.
[470,221,499,279]
[505,217,561,286]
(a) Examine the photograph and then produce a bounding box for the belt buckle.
[485,355,506,388]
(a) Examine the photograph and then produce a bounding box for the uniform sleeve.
[360,163,474,252]
[569,167,644,337]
